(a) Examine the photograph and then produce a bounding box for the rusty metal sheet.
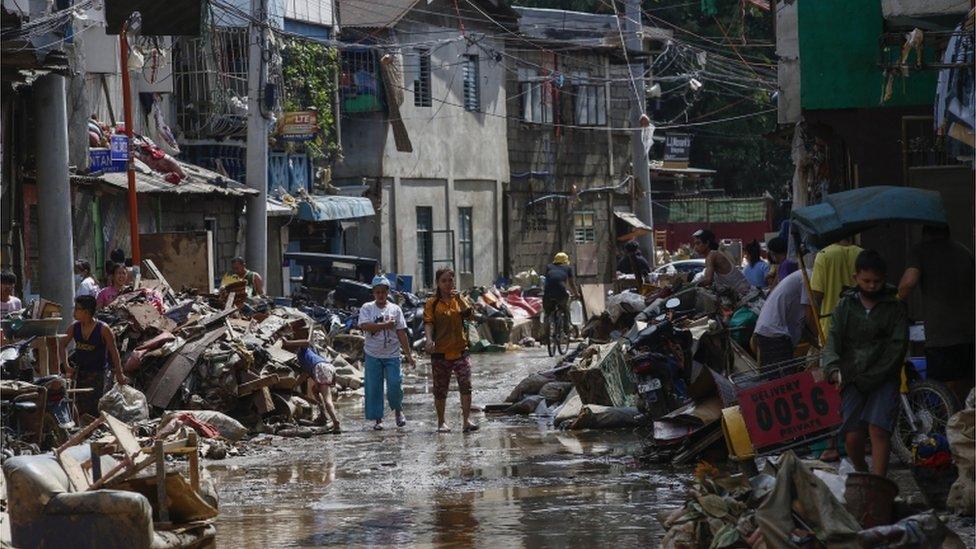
[146,328,226,409]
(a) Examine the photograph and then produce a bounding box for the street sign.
[109,134,128,162]
[280,111,318,142]
[737,371,842,449]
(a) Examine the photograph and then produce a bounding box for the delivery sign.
[737,371,841,449]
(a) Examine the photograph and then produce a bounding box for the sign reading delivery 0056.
[737,371,842,449]
[281,111,318,142]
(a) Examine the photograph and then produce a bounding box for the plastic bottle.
[570,299,584,326]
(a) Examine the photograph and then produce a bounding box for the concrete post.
[245,0,269,281]
[33,74,75,328]
[625,0,657,267]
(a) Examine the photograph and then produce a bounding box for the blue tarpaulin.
[297,195,375,222]
[791,186,948,247]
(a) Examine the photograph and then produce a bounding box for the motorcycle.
[1,336,74,451]
[627,298,695,420]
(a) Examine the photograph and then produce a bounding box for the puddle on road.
[207,348,689,547]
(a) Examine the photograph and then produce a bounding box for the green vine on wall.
[281,38,339,162]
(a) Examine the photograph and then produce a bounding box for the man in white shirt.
[0,270,23,318]
[358,276,415,430]
[754,269,816,366]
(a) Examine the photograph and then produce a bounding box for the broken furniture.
[2,445,215,549]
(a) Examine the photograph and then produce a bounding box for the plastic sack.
[505,395,546,415]
[606,292,645,323]
[505,372,554,403]
[568,405,642,430]
[98,383,149,423]
[161,410,247,441]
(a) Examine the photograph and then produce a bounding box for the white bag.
[98,383,150,423]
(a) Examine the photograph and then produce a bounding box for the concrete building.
[503,7,668,283]
[333,0,517,290]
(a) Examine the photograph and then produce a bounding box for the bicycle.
[546,307,571,358]
[891,359,960,464]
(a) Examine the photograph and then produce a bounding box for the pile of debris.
[659,452,967,548]
[91,265,365,439]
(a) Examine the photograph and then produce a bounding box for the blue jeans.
[364,355,403,420]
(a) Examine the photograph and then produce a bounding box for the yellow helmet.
[554,252,570,265]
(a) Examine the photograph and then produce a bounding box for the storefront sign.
[737,371,842,449]
[281,111,318,142]
[664,133,692,164]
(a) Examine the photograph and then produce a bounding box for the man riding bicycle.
[543,252,579,339]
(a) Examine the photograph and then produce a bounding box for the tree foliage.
[281,38,340,161]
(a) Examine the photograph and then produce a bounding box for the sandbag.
[946,399,975,516]
[505,372,554,403]
[553,389,582,428]
[98,383,149,423]
[162,410,247,441]
[568,405,642,430]
[538,381,574,405]
[505,395,545,415]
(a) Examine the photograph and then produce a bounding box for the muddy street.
[206,347,687,547]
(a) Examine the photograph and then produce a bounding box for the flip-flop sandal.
[436,425,451,433]
[374,423,384,431]
[396,416,407,428]
[462,424,480,433]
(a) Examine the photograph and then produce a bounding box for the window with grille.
[518,69,551,124]
[340,48,382,113]
[526,202,549,232]
[573,210,596,243]
[571,71,606,126]
[458,207,474,274]
[416,206,433,288]
[414,48,431,107]
[463,54,480,112]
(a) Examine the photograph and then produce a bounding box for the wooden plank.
[140,232,213,293]
[115,472,217,523]
[146,328,227,409]
[155,440,170,524]
[59,453,91,491]
[238,374,279,396]
[104,413,141,458]
[253,387,274,414]
[142,258,177,305]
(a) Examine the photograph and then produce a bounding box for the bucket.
[844,472,899,528]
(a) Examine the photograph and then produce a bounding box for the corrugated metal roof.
[72,159,256,197]
[338,0,418,28]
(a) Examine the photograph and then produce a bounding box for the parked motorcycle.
[627,298,695,420]
[1,336,74,451]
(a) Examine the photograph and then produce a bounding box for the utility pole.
[120,13,142,280]
[245,0,269,280]
[33,74,75,329]
[624,0,657,267]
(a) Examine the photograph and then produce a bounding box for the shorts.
[840,380,899,434]
[431,355,472,400]
[75,368,107,418]
[309,361,336,387]
[925,343,976,384]
[755,334,794,367]
[543,295,569,316]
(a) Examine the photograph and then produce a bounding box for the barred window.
[463,54,480,112]
[414,48,431,107]
[518,69,551,124]
[573,210,596,243]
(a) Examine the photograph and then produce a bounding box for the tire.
[892,380,960,464]
[556,312,570,355]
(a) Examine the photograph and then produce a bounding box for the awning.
[791,186,948,248]
[297,195,375,222]
[614,210,653,242]
[267,196,296,217]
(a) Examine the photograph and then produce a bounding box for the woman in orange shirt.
[424,267,478,433]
